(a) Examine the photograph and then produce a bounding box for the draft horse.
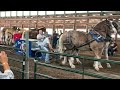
[1,27,18,45]
[58,19,120,71]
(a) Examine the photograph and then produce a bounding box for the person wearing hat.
[36,34,54,64]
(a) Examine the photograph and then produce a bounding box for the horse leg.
[105,42,111,68]
[93,51,103,71]
[58,45,64,60]
[75,51,82,64]
[98,57,103,68]
[3,35,5,44]
[93,60,99,71]
[98,49,104,69]
[76,58,82,64]
[5,34,8,45]
[58,35,64,59]
[62,56,67,65]
[7,37,9,45]
[59,48,64,60]
[68,57,75,68]
[2,37,5,44]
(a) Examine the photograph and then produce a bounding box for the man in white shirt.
[0,51,14,79]
[37,30,46,42]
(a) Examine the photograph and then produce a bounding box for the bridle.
[108,20,118,34]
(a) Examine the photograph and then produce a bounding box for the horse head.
[106,19,120,35]
[39,27,46,32]
[12,26,18,31]
[112,21,120,35]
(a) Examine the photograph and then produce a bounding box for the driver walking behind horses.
[37,30,54,64]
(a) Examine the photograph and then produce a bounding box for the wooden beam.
[0,15,120,21]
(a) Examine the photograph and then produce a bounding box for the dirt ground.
[0,40,120,79]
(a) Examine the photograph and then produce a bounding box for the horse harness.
[63,31,95,51]
[63,28,112,51]
[63,31,75,50]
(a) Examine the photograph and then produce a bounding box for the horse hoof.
[71,65,76,69]
[94,67,99,71]
[98,65,103,68]
[62,61,66,65]
[107,63,111,68]
[77,60,82,64]
[77,62,82,65]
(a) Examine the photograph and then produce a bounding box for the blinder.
[63,32,75,50]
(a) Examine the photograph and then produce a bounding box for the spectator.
[37,30,46,42]
[0,51,14,79]
[13,30,22,43]
[52,31,59,49]
[108,40,118,56]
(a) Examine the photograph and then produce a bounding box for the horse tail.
[58,34,64,59]
[58,34,64,54]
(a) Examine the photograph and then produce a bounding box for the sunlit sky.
[0,11,110,17]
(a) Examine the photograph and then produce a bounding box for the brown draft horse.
[58,19,120,71]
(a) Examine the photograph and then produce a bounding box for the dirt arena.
[0,40,120,79]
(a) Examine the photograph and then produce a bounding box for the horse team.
[0,19,120,71]
[58,19,120,71]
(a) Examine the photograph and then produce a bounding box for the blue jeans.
[40,46,50,63]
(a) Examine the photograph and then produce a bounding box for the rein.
[75,39,95,49]
[64,32,95,50]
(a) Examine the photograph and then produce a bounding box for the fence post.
[34,60,37,79]
[24,30,29,79]
[81,57,85,79]
[22,53,26,79]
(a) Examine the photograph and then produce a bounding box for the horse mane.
[38,27,46,32]
[29,27,46,33]
[93,19,109,31]
[112,21,119,30]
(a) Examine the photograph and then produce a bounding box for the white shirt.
[0,69,14,79]
[42,37,50,47]
[36,37,50,48]
[37,34,45,42]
